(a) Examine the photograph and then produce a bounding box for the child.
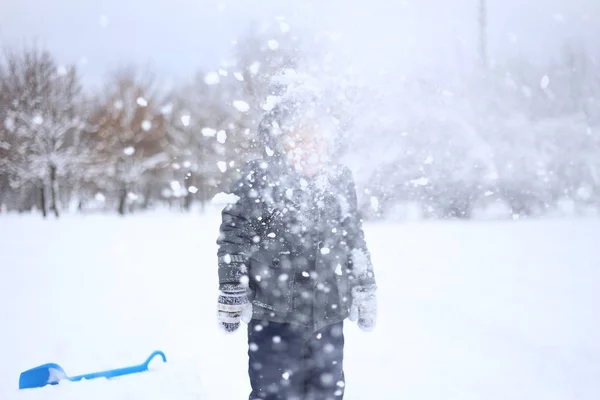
[216,98,377,400]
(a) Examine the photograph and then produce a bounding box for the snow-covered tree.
[0,48,86,218]
[88,69,169,215]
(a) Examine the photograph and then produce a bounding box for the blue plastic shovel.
[19,350,167,390]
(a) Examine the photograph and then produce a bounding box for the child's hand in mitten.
[217,284,253,333]
[348,284,377,332]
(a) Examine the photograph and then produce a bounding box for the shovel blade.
[19,363,66,389]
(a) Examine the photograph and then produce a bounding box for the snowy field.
[1,212,600,399]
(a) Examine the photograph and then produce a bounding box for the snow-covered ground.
[1,213,600,399]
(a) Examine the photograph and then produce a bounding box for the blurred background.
[1,0,600,220]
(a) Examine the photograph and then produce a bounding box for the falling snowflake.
[136,97,148,107]
[217,161,227,173]
[218,68,228,77]
[410,177,429,186]
[180,115,191,127]
[123,146,135,156]
[233,100,250,112]
[279,21,290,33]
[170,181,181,191]
[4,117,15,132]
[188,186,198,194]
[204,72,220,85]
[217,130,227,144]
[161,103,173,115]
[141,120,152,131]
[202,127,217,137]
[268,40,280,50]
[540,75,550,89]
[234,72,244,81]
[249,62,261,75]
[127,192,139,201]
[32,115,44,125]
[370,196,379,211]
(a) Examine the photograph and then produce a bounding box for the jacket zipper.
[313,200,323,332]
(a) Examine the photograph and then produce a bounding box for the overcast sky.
[1,0,599,89]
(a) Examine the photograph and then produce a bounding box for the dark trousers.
[248,320,345,400]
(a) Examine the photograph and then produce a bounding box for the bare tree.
[88,68,169,215]
[0,47,85,218]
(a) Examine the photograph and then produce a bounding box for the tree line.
[1,28,599,219]
[0,29,299,217]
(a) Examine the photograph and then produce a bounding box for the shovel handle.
[68,351,167,382]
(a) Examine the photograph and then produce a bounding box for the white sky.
[1,0,599,89]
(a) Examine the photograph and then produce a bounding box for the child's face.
[281,127,329,176]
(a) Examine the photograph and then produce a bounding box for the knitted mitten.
[348,284,377,332]
[217,283,252,333]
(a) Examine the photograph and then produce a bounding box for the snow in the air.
[141,120,152,132]
[216,130,227,144]
[3,1,600,399]
[56,65,68,76]
[160,103,173,115]
[410,177,429,186]
[123,146,135,156]
[279,21,290,33]
[233,100,250,112]
[180,115,191,127]
[201,127,216,137]
[249,61,260,75]
[211,192,240,205]
[204,72,220,85]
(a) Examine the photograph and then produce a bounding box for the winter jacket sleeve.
[216,161,264,287]
[340,166,377,288]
